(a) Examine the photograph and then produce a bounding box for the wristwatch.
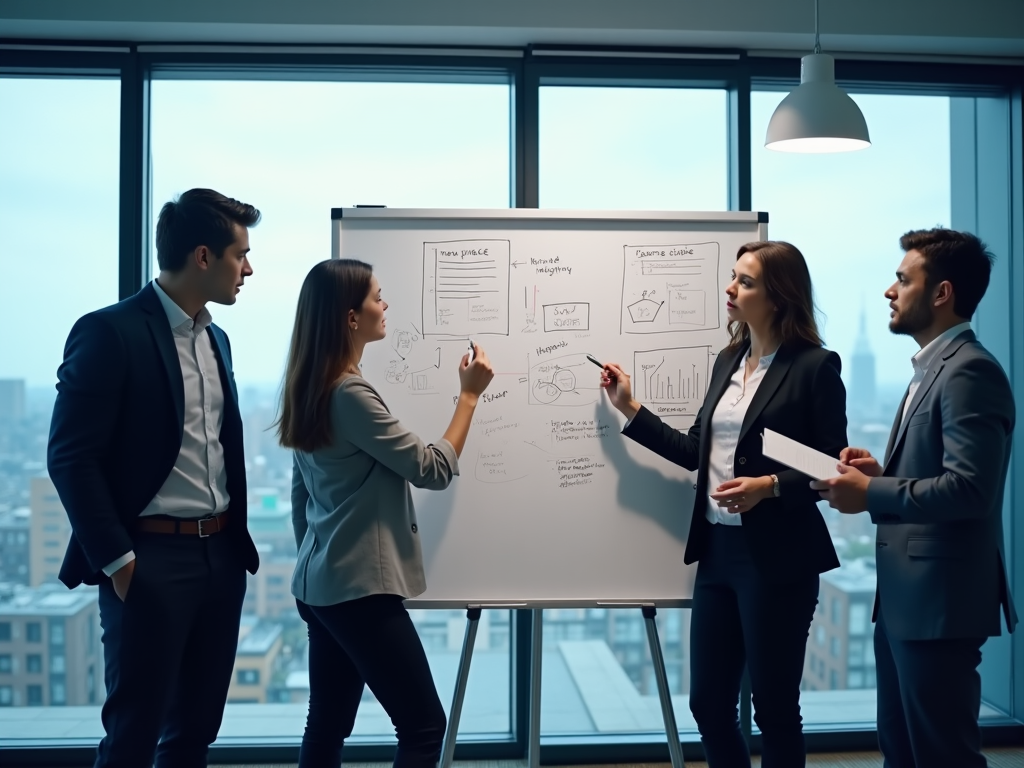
[770,474,780,497]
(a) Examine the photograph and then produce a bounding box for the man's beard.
[889,295,933,336]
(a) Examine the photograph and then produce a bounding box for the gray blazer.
[867,330,1017,640]
[290,376,459,606]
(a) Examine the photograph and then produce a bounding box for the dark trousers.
[875,608,986,768]
[689,524,819,768]
[94,528,246,768]
[296,594,447,768]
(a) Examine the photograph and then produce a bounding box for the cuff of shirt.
[102,551,136,577]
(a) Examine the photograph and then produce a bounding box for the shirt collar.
[911,321,972,375]
[151,279,213,333]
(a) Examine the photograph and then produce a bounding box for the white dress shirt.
[103,280,230,575]
[900,321,972,427]
[705,350,777,526]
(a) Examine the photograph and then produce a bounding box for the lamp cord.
[814,0,821,54]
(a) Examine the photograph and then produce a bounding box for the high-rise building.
[0,582,104,707]
[803,559,876,692]
[30,477,71,588]
[0,507,30,586]
[0,380,26,423]
[848,305,877,417]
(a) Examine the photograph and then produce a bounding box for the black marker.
[586,354,605,369]
[468,339,477,363]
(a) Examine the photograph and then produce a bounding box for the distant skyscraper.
[849,305,877,414]
[0,379,26,422]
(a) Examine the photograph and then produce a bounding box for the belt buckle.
[196,516,216,538]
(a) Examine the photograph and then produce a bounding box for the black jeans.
[296,594,446,768]
[94,529,246,768]
[689,524,819,768]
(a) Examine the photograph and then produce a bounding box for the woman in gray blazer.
[278,259,494,768]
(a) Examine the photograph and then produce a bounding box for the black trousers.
[94,528,246,768]
[875,608,986,768]
[689,524,819,768]
[296,594,447,768]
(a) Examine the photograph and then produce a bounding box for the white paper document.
[761,428,841,481]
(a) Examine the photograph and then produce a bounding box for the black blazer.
[47,283,259,588]
[624,340,845,584]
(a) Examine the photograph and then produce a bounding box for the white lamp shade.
[765,53,871,153]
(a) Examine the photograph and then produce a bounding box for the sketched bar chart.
[422,239,510,336]
[621,242,720,334]
[634,346,711,417]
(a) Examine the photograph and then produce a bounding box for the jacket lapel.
[206,324,238,415]
[883,330,975,471]
[141,283,185,430]
[883,388,909,465]
[737,342,796,445]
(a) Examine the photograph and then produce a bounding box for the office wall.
[0,0,1022,57]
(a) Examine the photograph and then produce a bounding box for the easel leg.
[642,605,686,768]
[439,606,482,768]
[528,607,543,768]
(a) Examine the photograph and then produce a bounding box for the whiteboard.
[332,208,768,606]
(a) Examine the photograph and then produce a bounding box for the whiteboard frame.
[332,208,768,259]
[332,207,769,609]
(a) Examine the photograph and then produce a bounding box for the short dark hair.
[155,188,261,271]
[900,227,994,320]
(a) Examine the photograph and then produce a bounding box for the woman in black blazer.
[602,241,846,768]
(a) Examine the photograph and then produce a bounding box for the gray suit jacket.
[290,376,459,606]
[867,330,1017,640]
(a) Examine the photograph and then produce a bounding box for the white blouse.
[705,350,776,526]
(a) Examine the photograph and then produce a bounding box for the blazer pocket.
[908,412,931,427]
[907,536,962,559]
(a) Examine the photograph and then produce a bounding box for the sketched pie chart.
[553,369,576,391]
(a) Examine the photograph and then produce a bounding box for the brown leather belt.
[136,513,229,538]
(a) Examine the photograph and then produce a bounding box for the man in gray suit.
[812,228,1017,768]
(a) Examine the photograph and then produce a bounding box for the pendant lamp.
[765,0,871,153]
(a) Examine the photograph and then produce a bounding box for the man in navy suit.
[47,188,262,767]
[814,228,1016,768]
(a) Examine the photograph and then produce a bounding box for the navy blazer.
[47,283,259,588]
[624,340,846,584]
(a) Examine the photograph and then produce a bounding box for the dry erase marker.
[468,339,477,363]
[586,354,604,369]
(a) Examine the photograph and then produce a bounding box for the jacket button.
[738,457,746,465]
[693,484,698,490]
[411,524,418,533]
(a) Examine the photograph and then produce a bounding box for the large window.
[540,86,728,211]
[148,77,514,740]
[0,76,119,712]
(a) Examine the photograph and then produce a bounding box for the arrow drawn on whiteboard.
[511,260,526,269]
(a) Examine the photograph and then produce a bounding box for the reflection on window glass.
[753,91,951,725]
[540,87,728,210]
[0,77,119,720]
[150,78,512,738]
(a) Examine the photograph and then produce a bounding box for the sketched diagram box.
[421,239,510,336]
[621,242,720,334]
[542,302,590,332]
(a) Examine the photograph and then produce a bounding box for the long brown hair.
[278,259,374,452]
[727,241,823,349]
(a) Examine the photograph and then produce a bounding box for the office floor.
[222,753,1024,768]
